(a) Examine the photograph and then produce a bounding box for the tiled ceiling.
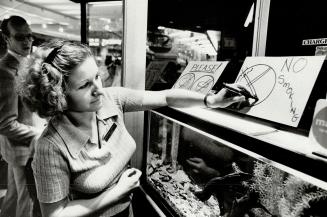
[148,0,254,32]
[20,0,81,19]
[0,0,223,55]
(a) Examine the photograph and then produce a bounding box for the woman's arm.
[40,168,141,217]
[141,83,247,110]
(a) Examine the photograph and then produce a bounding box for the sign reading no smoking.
[309,99,327,149]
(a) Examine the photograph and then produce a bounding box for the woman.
[21,40,247,217]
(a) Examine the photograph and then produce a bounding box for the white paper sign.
[172,61,229,94]
[234,56,325,127]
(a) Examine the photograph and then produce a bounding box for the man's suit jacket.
[0,52,38,165]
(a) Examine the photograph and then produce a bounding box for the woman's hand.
[116,168,142,196]
[39,168,142,217]
[206,83,250,108]
[186,157,220,177]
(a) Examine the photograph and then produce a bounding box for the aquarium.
[145,111,327,217]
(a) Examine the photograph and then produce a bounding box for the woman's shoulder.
[34,123,67,158]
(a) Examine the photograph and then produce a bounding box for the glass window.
[146,0,256,90]
[87,1,123,87]
[0,0,81,46]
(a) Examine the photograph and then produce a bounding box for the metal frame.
[76,0,148,170]
[252,0,271,56]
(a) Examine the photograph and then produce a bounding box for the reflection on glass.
[146,0,256,90]
[88,1,123,87]
[0,0,81,46]
[146,112,327,217]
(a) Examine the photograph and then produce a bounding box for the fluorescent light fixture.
[168,30,191,38]
[59,22,69,26]
[244,3,254,27]
[89,1,122,7]
[206,30,220,51]
[43,17,54,21]
[104,24,110,31]
[99,18,112,23]
[25,12,38,17]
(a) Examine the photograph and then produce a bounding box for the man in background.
[0,15,41,217]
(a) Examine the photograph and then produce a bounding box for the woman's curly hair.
[20,39,93,118]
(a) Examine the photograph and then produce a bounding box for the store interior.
[1,1,327,217]
[0,0,255,62]
[0,0,256,90]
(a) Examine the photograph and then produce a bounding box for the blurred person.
[181,127,254,180]
[180,127,254,215]
[0,15,42,217]
[102,55,115,87]
[20,39,248,217]
[102,55,121,87]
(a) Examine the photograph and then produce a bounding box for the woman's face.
[65,57,104,112]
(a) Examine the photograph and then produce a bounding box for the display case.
[142,107,327,217]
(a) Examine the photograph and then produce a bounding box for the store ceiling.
[0,0,123,40]
[0,0,80,24]
[68,0,254,33]
[1,0,253,54]
[146,0,255,55]
[147,0,254,33]
[19,0,80,19]
[1,0,254,36]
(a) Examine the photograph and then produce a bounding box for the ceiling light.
[59,22,69,26]
[43,18,54,21]
[206,30,220,51]
[99,18,112,23]
[89,2,122,7]
[104,25,110,31]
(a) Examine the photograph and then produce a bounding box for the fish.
[194,171,252,202]
[228,191,275,217]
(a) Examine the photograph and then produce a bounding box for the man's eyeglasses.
[11,33,34,42]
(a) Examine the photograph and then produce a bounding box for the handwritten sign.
[145,61,169,89]
[233,56,325,127]
[172,61,229,94]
